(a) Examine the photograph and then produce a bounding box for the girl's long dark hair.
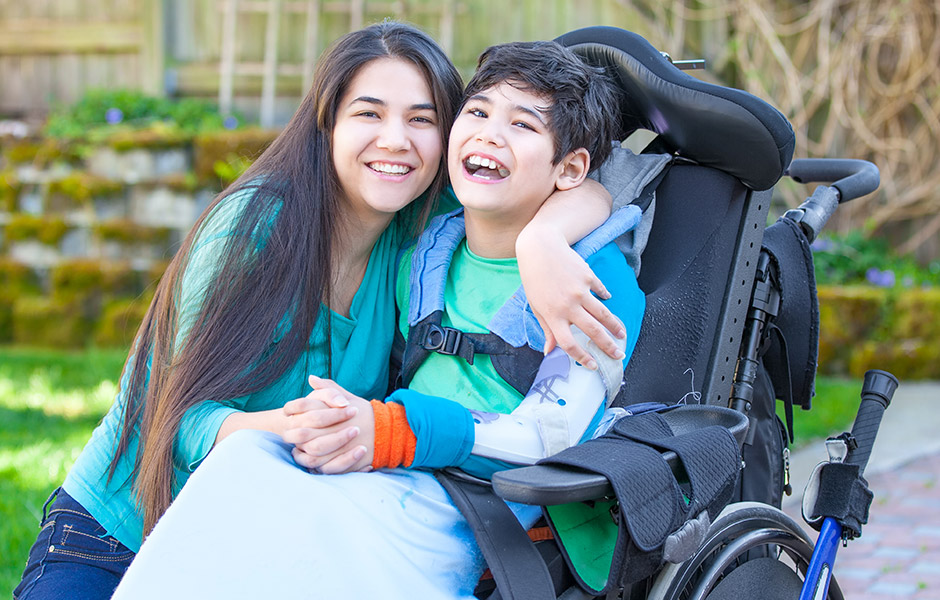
[110,21,463,537]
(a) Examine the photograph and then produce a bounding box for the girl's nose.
[376,119,411,152]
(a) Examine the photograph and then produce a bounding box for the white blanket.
[112,429,541,600]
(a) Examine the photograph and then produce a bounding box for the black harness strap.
[402,310,543,396]
[436,472,556,600]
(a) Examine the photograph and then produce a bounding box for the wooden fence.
[1,0,681,121]
[0,0,163,117]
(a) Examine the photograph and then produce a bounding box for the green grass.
[783,376,864,447]
[0,346,127,594]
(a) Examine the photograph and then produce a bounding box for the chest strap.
[401,310,543,396]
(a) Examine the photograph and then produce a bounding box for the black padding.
[733,365,788,507]
[556,26,795,191]
[616,165,746,408]
[539,410,740,591]
[761,217,820,410]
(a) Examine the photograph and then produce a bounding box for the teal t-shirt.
[394,235,643,476]
[63,188,408,551]
[397,240,526,413]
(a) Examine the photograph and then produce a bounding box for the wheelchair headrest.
[556,26,795,191]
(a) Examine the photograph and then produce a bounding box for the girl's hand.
[282,376,375,474]
[516,227,626,368]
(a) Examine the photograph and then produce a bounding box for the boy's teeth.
[467,155,503,170]
[497,168,510,177]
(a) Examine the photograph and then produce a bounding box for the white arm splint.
[471,327,626,464]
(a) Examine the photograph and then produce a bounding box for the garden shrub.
[94,298,149,348]
[818,285,940,379]
[44,90,233,142]
[0,259,40,296]
[12,296,90,348]
[849,340,940,380]
[0,169,20,211]
[4,214,69,245]
[50,260,140,304]
[817,286,888,373]
[48,172,122,206]
[893,288,940,340]
[93,220,171,246]
[0,294,13,342]
[193,128,276,184]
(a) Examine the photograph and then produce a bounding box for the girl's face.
[332,57,443,225]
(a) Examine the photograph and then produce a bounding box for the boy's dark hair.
[463,40,620,172]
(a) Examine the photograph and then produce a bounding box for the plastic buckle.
[421,324,463,356]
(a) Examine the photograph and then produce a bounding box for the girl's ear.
[553,148,591,191]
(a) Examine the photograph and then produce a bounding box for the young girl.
[14,22,622,600]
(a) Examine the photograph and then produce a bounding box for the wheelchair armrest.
[492,405,748,506]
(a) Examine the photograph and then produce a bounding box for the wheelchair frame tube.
[799,518,842,600]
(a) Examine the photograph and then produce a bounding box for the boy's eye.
[412,115,435,125]
[513,121,536,131]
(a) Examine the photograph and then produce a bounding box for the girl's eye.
[467,108,486,118]
[356,111,379,118]
[412,115,435,124]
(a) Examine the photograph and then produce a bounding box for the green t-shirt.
[396,240,527,414]
[64,188,407,551]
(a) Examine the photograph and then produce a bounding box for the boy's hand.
[282,376,375,474]
[516,229,626,367]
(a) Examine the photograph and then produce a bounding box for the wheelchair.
[452,26,898,600]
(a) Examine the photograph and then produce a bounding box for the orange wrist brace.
[370,400,416,469]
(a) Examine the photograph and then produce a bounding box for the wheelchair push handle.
[786,158,881,203]
[783,158,880,243]
[844,369,899,476]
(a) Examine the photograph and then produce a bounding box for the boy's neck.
[463,209,531,259]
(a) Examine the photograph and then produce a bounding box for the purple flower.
[811,238,834,252]
[223,116,239,130]
[881,269,896,287]
[105,108,123,125]
[865,267,895,287]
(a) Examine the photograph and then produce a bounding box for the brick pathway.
[785,451,940,599]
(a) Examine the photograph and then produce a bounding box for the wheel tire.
[647,502,843,600]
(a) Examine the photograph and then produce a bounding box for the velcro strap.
[539,410,740,592]
[810,462,873,539]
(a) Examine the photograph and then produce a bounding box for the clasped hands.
[282,375,376,475]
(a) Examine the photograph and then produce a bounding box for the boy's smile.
[462,152,510,180]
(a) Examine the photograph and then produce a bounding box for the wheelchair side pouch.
[539,410,740,595]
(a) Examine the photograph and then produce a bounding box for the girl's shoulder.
[194,184,284,249]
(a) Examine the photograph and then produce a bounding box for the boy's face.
[447,82,568,226]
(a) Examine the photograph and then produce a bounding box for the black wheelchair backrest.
[557,27,796,407]
[557,26,794,191]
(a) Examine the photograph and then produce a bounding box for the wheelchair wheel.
[647,502,844,600]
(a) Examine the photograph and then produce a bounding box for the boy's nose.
[475,122,505,147]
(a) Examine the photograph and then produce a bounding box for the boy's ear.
[553,148,591,191]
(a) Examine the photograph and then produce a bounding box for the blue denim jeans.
[14,488,135,600]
